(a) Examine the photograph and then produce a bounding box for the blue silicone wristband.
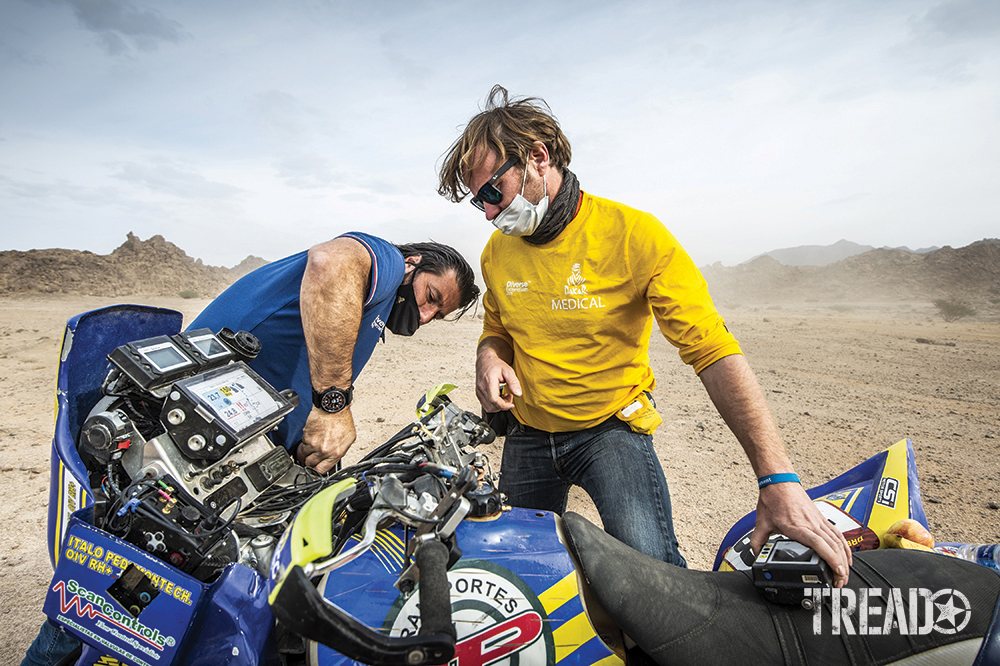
[757,473,800,489]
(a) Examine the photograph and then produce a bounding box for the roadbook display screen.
[174,363,293,442]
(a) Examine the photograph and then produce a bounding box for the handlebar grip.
[414,539,456,641]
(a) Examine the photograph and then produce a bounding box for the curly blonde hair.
[437,85,572,203]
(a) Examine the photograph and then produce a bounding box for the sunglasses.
[470,157,517,211]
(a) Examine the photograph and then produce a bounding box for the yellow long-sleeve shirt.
[480,192,742,432]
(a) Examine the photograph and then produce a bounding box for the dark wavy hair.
[394,241,479,319]
[438,84,572,203]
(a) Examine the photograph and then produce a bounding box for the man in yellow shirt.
[438,86,852,585]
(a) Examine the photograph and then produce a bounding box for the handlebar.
[271,538,456,666]
[413,539,455,641]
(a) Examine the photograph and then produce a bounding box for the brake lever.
[306,507,392,578]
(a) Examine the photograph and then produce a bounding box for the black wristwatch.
[312,385,354,413]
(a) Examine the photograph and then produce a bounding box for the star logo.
[931,589,972,634]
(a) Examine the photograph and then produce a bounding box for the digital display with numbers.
[165,362,295,458]
[110,335,202,391]
[185,365,283,437]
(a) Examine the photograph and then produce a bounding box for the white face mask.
[491,166,548,237]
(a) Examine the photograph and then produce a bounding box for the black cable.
[196,496,242,537]
[358,422,424,462]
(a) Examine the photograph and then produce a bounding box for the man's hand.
[751,481,853,588]
[297,407,357,474]
[476,339,521,412]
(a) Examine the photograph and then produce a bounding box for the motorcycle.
[42,304,1000,666]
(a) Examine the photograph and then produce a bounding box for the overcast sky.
[2,0,998,269]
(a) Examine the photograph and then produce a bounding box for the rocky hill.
[0,233,267,298]
[749,239,940,267]
[702,239,1000,311]
[3,234,998,316]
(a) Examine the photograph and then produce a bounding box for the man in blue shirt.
[189,231,479,473]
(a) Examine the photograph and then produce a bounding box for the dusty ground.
[1,294,998,660]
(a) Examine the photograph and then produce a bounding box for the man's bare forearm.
[300,238,370,391]
[698,354,792,476]
[699,353,853,585]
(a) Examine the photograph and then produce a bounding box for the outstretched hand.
[751,481,854,588]
[297,407,357,474]
[475,351,522,413]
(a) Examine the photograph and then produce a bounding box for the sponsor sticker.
[45,520,199,666]
[382,559,555,666]
[875,477,899,510]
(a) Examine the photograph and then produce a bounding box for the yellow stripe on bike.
[538,571,612,663]
[538,571,578,615]
[553,611,599,662]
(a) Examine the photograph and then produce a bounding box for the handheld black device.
[752,538,832,606]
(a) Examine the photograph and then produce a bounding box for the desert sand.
[1,294,998,660]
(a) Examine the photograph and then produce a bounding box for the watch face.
[320,389,347,413]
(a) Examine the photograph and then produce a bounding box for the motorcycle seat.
[561,511,1000,666]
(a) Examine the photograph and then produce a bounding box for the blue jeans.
[20,620,80,666]
[499,416,687,567]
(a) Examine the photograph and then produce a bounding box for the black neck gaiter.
[524,168,580,245]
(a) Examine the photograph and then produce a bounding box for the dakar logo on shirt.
[506,280,531,296]
[552,262,605,311]
[565,263,588,294]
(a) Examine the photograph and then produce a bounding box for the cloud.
[28,0,188,55]
[378,29,433,92]
[920,0,1000,39]
[275,153,337,189]
[273,151,412,196]
[822,192,873,207]
[111,159,242,199]
[0,173,121,206]
[250,89,339,141]
[1,44,47,66]
[895,0,1000,81]
[251,90,309,140]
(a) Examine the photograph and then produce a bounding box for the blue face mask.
[491,167,549,237]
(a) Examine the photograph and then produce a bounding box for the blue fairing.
[44,305,276,666]
[177,563,278,666]
[48,305,183,568]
